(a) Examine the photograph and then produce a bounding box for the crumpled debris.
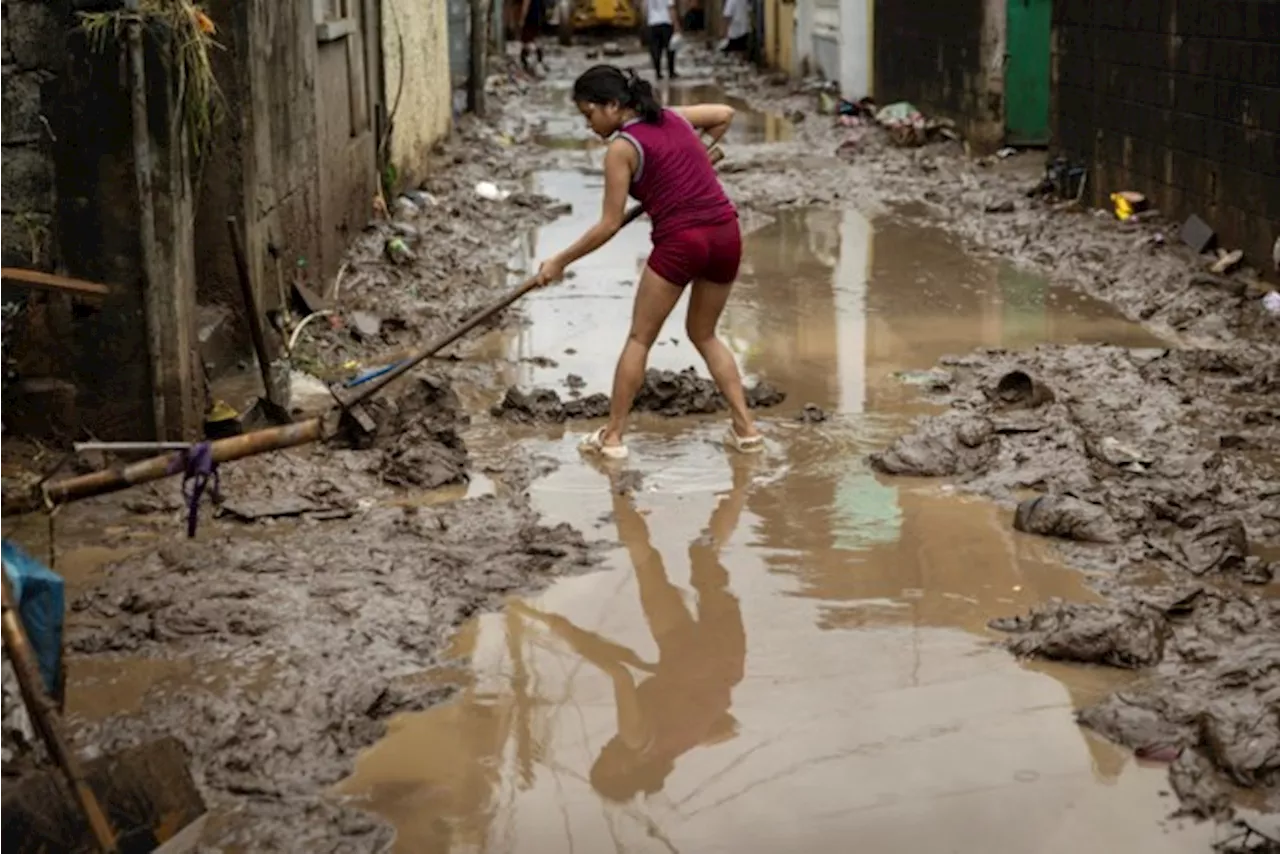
[1013,494,1119,543]
[491,367,785,423]
[1147,517,1251,578]
[989,599,1168,668]
[873,101,957,147]
[868,412,998,476]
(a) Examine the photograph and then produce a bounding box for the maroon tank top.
[617,110,737,242]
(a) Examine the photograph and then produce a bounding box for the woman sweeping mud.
[533,64,763,459]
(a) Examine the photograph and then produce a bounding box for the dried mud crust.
[868,343,1280,821]
[491,366,785,423]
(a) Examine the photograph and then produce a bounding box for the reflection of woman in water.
[514,463,751,802]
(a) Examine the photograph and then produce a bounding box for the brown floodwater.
[331,186,1214,850]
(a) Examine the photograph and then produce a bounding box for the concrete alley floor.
[3,38,1277,854]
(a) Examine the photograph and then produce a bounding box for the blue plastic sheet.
[2,539,65,700]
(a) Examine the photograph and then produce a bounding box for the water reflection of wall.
[730,206,891,561]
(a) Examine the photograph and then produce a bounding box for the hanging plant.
[77,1,226,161]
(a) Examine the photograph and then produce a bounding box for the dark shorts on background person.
[647,219,742,286]
[520,0,543,42]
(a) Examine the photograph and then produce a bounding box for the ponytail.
[572,64,665,123]
[623,70,662,123]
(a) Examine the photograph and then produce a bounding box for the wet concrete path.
[331,90,1217,850]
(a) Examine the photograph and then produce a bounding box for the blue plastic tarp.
[2,539,65,700]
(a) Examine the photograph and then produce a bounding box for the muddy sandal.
[724,428,764,454]
[579,427,629,460]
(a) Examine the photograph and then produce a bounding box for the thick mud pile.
[66,484,596,850]
[337,373,472,491]
[0,370,598,848]
[491,367,785,423]
[870,343,1280,819]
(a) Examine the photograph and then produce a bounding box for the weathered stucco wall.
[195,0,379,374]
[1054,0,1279,269]
[872,0,1004,152]
[383,0,453,190]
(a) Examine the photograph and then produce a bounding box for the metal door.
[1005,0,1051,145]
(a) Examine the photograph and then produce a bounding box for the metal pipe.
[126,4,168,440]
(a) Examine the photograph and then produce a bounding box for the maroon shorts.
[647,219,742,286]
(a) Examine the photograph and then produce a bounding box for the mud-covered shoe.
[579,427,629,460]
[724,427,764,454]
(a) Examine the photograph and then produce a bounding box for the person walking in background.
[518,0,545,74]
[645,0,680,79]
[720,0,750,53]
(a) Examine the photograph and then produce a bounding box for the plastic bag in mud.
[2,539,65,700]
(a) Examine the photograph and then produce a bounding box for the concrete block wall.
[1054,0,1280,268]
[1,0,61,272]
[872,0,1006,152]
[2,6,204,440]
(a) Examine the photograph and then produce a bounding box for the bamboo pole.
[2,575,119,853]
[43,418,324,507]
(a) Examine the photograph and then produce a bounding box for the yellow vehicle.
[554,0,639,44]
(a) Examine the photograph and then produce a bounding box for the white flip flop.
[579,427,629,460]
[724,427,764,454]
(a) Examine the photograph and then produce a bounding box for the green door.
[1005,0,1051,145]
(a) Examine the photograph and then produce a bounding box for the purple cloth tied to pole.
[165,442,221,537]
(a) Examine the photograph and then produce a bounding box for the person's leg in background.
[648,23,673,78]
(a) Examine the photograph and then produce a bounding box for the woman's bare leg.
[600,266,684,447]
[686,278,759,439]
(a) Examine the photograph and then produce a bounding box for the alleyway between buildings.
[3,41,1278,853]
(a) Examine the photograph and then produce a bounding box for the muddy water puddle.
[335,193,1206,849]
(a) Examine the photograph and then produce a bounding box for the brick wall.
[1054,0,1280,269]
[872,0,1006,151]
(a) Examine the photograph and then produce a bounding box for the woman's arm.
[674,104,735,145]
[535,138,637,284]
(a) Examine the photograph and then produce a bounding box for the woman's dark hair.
[572,64,663,123]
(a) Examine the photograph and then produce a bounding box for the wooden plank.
[1,268,111,299]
